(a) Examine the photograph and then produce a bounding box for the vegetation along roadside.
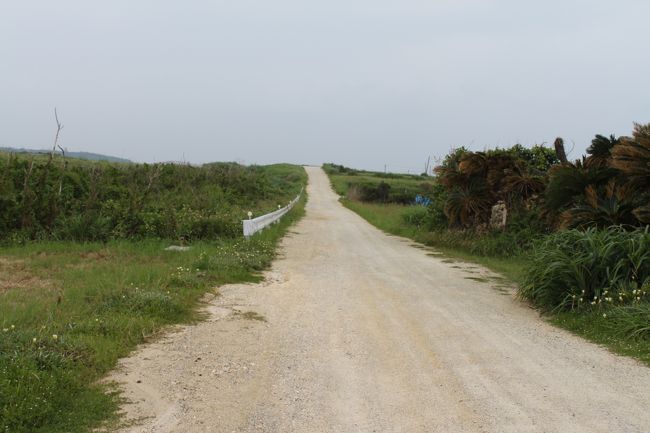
[324,121,650,366]
[0,152,306,433]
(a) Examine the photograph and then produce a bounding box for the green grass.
[0,194,306,433]
[553,307,650,366]
[519,227,650,311]
[343,200,418,236]
[324,163,434,205]
[329,174,430,197]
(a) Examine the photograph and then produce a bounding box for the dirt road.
[112,167,650,433]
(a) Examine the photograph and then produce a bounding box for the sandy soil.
[111,166,650,433]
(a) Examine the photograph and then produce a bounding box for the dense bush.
[431,124,650,232]
[434,145,552,228]
[322,163,358,175]
[407,198,547,258]
[545,125,650,228]
[344,179,434,204]
[0,154,305,243]
[520,227,650,311]
[348,181,391,202]
[417,122,650,274]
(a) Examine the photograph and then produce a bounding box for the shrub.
[345,179,431,204]
[520,227,650,310]
[186,215,240,240]
[0,155,304,243]
[419,226,541,258]
[401,206,428,227]
[347,181,391,202]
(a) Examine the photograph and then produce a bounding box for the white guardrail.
[242,189,303,237]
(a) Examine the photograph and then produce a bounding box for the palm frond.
[560,180,637,229]
[585,134,618,168]
[444,182,493,227]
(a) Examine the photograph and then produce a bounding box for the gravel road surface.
[112,166,650,433]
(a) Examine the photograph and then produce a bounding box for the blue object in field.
[414,195,432,207]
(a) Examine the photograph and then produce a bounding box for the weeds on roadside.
[520,227,650,311]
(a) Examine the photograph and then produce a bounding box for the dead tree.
[51,108,63,161]
[36,109,64,211]
[554,137,568,164]
[43,109,65,228]
[41,108,64,176]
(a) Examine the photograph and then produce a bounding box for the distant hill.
[0,147,131,163]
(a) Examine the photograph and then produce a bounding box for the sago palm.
[585,134,619,168]
[501,170,546,203]
[444,181,493,227]
[611,123,650,189]
[611,122,650,225]
[560,180,637,229]
[545,162,617,212]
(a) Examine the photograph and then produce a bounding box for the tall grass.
[520,227,650,311]
[417,227,540,258]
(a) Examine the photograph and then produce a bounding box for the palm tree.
[434,147,470,189]
[585,134,619,168]
[544,161,616,212]
[611,122,650,225]
[437,147,550,226]
[611,123,650,189]
[560,180,637,228]
[633,205,650,224]
[501,169,546,203]
[444,181,493,227]
[458,152,489,177]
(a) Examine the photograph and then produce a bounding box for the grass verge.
[553,308,650,366]
[0,194,306,433]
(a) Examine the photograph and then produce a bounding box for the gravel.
[111,166,650,433]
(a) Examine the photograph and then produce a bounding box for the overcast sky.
[1,1,649,172]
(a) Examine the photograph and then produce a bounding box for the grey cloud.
[1,0,648,171]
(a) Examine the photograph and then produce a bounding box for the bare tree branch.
[50,108,64,162]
